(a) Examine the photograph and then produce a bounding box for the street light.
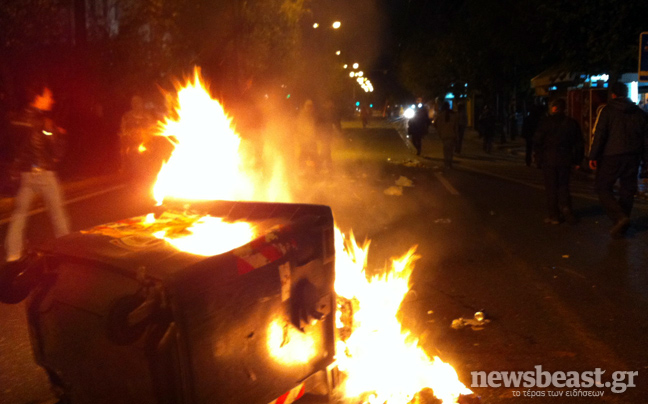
[336,50,341,55]
[332,21,341,29]
[353,63,359,69]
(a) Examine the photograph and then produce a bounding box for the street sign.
[640,32,648,82]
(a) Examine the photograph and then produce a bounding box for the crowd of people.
[407,83,648,238]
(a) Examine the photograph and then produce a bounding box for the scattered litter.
[562,255,569,258]
[388,159,429,168]
[434,218,452,224]
[395,176,414,187]
[384,186,403,196]
[451,311,490,330]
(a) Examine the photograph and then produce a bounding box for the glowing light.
[313,23,319,28]
[146,66,474,404]
[336,50,341,55]
[332,21,341,29]
[343,64,348,69]
[353,63,359,69]
[630,81,639,104]
[404,108,416,119]
[267,318,317,366]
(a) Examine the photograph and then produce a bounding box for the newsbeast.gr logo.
[471,366,638,397]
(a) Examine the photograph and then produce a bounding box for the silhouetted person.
[5,83,70,263]
[521,103,546,167]
[534,98,583,225]
[478,105,496,153]
[435,101,459,169]
[120,95,155,177]
[407,103,431,156]
[297,99,318,172]
[360,104,371,129]
[455,103,468,154]
[317,99,341,173]
[589,82,648,237]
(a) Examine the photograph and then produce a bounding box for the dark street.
[1,119,647,403]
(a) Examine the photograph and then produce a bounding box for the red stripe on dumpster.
[236,258,256,275]
[260,244,284,262]
[268,383,305,404]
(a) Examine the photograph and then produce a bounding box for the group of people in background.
[527,82,648,238]
[407,99,468,169]
[407,83,648,239]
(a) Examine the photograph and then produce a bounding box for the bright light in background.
[313,23,319,28]
[353,63,359,69]
[357,71,363,77]
[349,72,355,78]
[336,50,341,55]
[404,107,415,119]
[343,64,348,69]
[417,103,422,108]
[332,21,341,29]
[591,74,609,82]
[630,81,639,104]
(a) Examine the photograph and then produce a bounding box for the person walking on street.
[120,95,156,177]
[521,103,546,167]
[435,101,459,169]
[534,98,584,225]
[407,101,431,156]
[589,82,648,237]
[4,83,70,264]
[478,105,496,154]
[455,103,468,154]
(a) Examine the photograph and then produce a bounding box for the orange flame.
[334,229,473,403]
[148,68,472,402]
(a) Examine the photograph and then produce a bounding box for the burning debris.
[451,312,490,331]
[6,68,478,404]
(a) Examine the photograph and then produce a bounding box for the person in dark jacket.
[534,98,584,224]
[478,105,496,153]
[407,103,431,156]
[521,103,546,167]
[589,82,648,237]
[435,101,459,169]
[4,83,70,263]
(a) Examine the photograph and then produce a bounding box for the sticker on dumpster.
[268,382,305,404]
[279,262,291,302]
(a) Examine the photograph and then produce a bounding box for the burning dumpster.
[18,199,336,404]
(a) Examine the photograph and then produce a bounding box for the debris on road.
[384,186,403,196]
[388,159,429,168]
[451,311,490,330]
[396,176,414,187]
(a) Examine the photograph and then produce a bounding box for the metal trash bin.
[21,200,337,404]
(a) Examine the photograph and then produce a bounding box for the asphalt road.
[1,118,647,403]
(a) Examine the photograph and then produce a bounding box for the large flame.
[153,68,255,205]
[334,229,473,403]
[147,68,472,402]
